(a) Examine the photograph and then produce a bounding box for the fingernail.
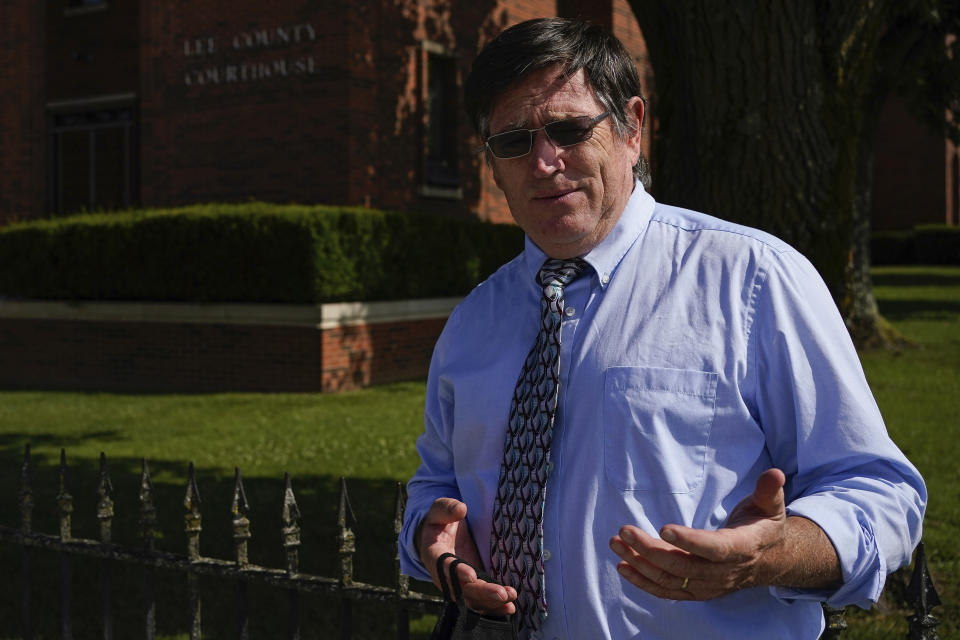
[610,540,624,554]
[621,529,635,544]
[661,529,676,542]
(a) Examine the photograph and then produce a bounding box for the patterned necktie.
[490,257,589,634]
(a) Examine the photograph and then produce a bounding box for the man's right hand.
[417,497,517,616]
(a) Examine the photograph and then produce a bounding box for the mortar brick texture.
[0,0,46,223]
[3,0,656,225]
[0,316,446,393]
[872,95,949,231]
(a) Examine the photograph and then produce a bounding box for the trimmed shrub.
[0,203,525,303]
[871,225,960,265]
[871,231,915,265]
[914,224,960,265]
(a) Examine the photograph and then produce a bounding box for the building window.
[424,49,460,191]
[49,107,136,215]
[65,0,107,16]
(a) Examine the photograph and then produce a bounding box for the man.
[399,17,926,639]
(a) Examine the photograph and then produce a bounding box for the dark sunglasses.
[485,112,611,159]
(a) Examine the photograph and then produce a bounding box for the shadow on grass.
[0,437,438,640]
[872,270,960,288]
[877,299,960,322]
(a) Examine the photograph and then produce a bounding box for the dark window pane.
[426,53,459,188]
[95,127,125,210]
[50,107,135,214]
[60,130,91,213]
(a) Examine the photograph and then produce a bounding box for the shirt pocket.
[602,366,718,493]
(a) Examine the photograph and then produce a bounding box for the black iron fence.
[0,445,443,639]
[0,444,944,639]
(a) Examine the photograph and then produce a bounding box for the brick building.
[872,95,959,230]
[1,1,952,393]
[2,1,956,230]
[0,0,656,392]
[0,0,655,224]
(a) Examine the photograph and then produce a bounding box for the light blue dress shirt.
[400,183,926,639]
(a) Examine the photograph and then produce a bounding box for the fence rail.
[0,445,443,639]
[0,444,943,639]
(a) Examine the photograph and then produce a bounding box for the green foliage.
[876,0,960,146]
[853,265,960,638]
[915,224,960,265]
[872,225,960,265]
[872,230,916,265]
[0,204,525,303]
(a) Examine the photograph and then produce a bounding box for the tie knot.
[538,258,589,289]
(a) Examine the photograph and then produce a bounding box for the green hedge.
[0,203,525,303]
[871,230,915,265]
[871,224,960,265]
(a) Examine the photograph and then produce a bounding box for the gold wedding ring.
[680,576,690,590]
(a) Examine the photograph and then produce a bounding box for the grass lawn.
[844,266,960,638]
[0,384,433,639]
[0,265,957,638]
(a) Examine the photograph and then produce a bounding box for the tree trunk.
[845,87,908,348]
[628,1,894,347]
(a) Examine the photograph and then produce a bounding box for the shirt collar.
[521,180,656,289]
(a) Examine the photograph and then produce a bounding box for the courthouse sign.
[182,23,318,88]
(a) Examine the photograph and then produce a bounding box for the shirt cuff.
[771,498,885,609]
[398,497,433,582]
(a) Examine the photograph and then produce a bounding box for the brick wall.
[345,0,513,220]
[139,0,350,207]
[2,0,655,226]
[46,0,139,101]
[321,317,449,392]
[872,96,948,231]
[0,319,323,392]
[945,137,958,227]
[612,0,656,176]
[0,300,454,393]
[0,0,46,223]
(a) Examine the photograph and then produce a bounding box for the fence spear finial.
[184,462,202,561]
[820,604,848,639]
[906,541,941,639]
[19,443,34,533]
[57,448,73,541]
[97,452,115,545]
[281,472,301,574]
[232,467,251,567]
[139,458,158,553]
[337,477,356,586]
[393,482,409,596]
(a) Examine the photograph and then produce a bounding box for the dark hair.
[464,17,649,186]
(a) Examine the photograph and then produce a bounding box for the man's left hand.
[608,468,840,600]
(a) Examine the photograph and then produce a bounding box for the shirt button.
[601,273,610,284]
[543,549,552,561]
[565,306,575,317]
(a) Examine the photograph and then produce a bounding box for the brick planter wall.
[0,298,458,393]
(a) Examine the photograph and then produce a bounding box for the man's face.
[488,66,643,259]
